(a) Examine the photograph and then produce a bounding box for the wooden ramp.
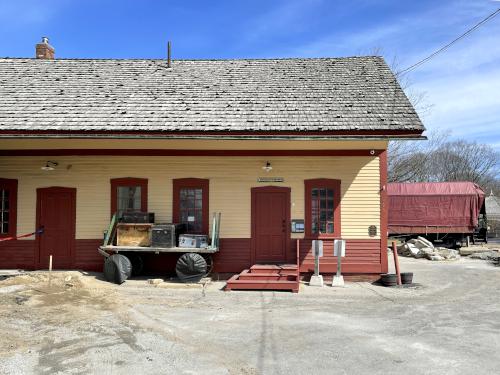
[225,264,299,293]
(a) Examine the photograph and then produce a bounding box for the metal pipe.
[167,41,171,68]
[336,242,342,277]
[48,255,53,287]
[314,243,320,277]
[392,241,402,285]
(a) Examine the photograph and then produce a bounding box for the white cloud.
[283,0,500,150]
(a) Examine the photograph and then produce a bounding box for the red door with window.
[252,186,290,263]
[36,187,76,269]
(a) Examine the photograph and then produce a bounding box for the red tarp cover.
[387,182,485,233]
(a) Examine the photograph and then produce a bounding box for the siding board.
[0,240,35,269]
[74,239,103,271]
[1,155,381,240]
[297,239,381,273]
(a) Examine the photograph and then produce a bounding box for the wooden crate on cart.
[116,223,153,247]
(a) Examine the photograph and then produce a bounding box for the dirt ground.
[0,255,499,375]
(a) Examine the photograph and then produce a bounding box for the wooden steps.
[225,264,299,293]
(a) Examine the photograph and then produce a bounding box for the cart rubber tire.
[175,253,207,283]
[125,253,144,276]
[103,254,132,284]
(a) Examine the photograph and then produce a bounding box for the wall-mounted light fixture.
[262,161,272,173]
[41,161,58,171]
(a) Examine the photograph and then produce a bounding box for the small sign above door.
[257,177,284,183]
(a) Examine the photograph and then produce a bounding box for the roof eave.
[0,129,426,141]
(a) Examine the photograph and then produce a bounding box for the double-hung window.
[173,178,209,234]
[0,179,17,238]
[110,178,148,218]
[305,179,341,238]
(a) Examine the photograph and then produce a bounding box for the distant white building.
[486,192,500,237]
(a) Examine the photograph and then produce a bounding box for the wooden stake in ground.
[48,255,52,288]
[392,242,401,285]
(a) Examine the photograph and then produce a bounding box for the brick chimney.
[35,37,55,59]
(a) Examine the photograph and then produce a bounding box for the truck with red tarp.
[387,182,487,247]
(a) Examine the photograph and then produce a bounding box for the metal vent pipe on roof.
[167,41,172,68]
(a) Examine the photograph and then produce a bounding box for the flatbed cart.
[99,213,221,284]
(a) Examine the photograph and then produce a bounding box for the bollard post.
[392,241,401,285]
[48,255,53,288]
[309,240,324,287]
[332,239,345,287]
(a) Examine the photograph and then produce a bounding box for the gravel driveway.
[0,256,499,374]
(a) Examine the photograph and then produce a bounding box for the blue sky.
[1,0,499,149]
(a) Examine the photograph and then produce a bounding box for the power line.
[398,7,500,75]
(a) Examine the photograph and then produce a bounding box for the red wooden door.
[252,187,290,263]
[36,187,76,269]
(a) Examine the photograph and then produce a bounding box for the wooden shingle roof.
[0,57,424,135]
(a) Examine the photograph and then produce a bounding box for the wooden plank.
[226,279,298,289]
[100,245,219,254]
[103,213,117,247]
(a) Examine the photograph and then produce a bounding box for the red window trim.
[0,178,18,238]
[110,177,148,217]
[173,178,209,235]
[304,178,341,239]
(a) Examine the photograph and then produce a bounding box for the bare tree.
[362,48,500,192]
[427,140,499,184]
[388,130,450,182]
[389,133,500,194]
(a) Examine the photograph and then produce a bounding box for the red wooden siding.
[297,239,382,274]
[213,238,252,273]
[0,240,35,269]
[0,238,382,274]
[214,238,381,274]
[74,239,103,271]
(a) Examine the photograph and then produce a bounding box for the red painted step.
[237,270,297,281]
[225,264,299,293]
[249,264,297,273]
